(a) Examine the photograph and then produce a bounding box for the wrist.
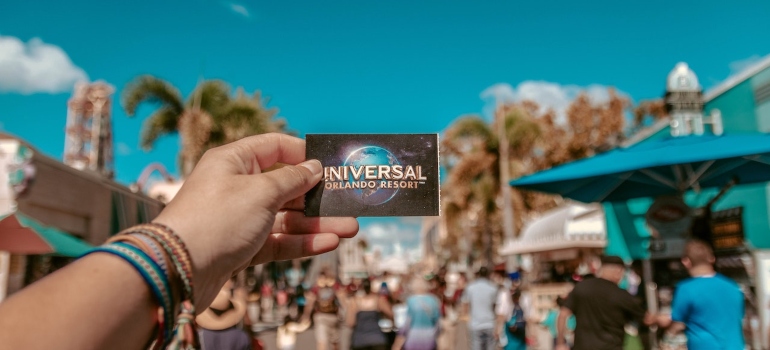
[151,214,225,310]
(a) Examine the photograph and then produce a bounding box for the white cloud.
[480,81,627,124]
[116,142,132,156]
[360,221,422,258]
[0,35,88,94]
[226,2,251,18]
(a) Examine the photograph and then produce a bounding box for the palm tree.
[122,75,287,177]
[440,90,629,267]
[441,110,541,266]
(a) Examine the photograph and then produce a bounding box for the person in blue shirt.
[657,239,745,350]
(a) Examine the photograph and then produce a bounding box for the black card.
[305,134,440,217]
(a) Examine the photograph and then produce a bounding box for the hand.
[555,344,570,350]
[153,133,359,310]
[493,328,500,340]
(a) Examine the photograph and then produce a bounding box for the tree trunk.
[482,218,493,269]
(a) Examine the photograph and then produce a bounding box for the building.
[0,133,164,301]
[337,237,368,284]
[600,56,770,348]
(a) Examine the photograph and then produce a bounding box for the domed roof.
[498,202,606,256]
[667,62,701,92]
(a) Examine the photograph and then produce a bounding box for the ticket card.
[305,134,440,217]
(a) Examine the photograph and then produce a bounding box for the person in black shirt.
[556,256,651,350]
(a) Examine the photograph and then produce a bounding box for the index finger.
[208,133,306,175]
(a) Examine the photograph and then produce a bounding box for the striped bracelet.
[83,242,175,342]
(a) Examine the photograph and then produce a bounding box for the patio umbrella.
[510,133,770,203]
[0,213,93,257]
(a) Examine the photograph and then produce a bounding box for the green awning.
[0,213,94,257]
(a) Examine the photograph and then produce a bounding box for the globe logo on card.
[305,134,439,217]
[343,146,401,205]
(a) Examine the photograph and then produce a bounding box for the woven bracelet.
[121,224,200,349]
[82,243,175,342]
[129,224,195,303]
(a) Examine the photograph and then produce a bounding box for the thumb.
[259,159,323,207]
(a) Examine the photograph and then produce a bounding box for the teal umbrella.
[510,133,770,202]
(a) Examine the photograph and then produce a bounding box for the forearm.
[0,253,157,350]
[666,321,686,335]
[302,298,315,320]
[556,310,569,345]
[346,303,357,328]
[392,335,406,350]
[496,314,506,333]
[379,298,394,320]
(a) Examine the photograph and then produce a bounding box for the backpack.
[316,285,339,314]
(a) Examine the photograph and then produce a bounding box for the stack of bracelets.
[82,222,200,350]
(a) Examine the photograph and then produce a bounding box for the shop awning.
[499,203,606,256]
[0,213,94,257]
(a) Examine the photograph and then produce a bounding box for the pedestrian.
[261,279,275,321]
[247,285,263,332]
[286,260,305,290]
[493,272,513,349]
[654,239,745,350]
[541,296,575,348]
[347,279,394,350]
[303,267,346,350]
[462,267,498,350]
[656,287,686,350]
[0,133,359,349]
[556,256,652,350]
[276,315,311,350]
[503,291,526,350]
[392,276,441,350]
[195,280,252,350]
[294,284,307,318]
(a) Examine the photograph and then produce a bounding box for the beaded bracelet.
[83,242,174,342]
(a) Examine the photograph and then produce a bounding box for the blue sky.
[1,0,769,257]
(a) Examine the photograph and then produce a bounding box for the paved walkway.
[256,320,472,350]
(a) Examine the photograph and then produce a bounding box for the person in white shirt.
[462,267,499,350]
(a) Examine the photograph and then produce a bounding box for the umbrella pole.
[642,258,659,350]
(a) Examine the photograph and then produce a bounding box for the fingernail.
[300,159,322,175]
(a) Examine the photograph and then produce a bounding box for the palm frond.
[140,106,180,150]
[442,115,497,155]
[122,75,184,117]
[189,80,231,118]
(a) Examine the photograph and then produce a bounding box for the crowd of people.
[190,239,749,350]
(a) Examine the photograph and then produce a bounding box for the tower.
[63,81,115,178]
[665,62,723,137]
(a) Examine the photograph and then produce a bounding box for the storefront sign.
[710,207,744,251]
[646,196,693,239]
